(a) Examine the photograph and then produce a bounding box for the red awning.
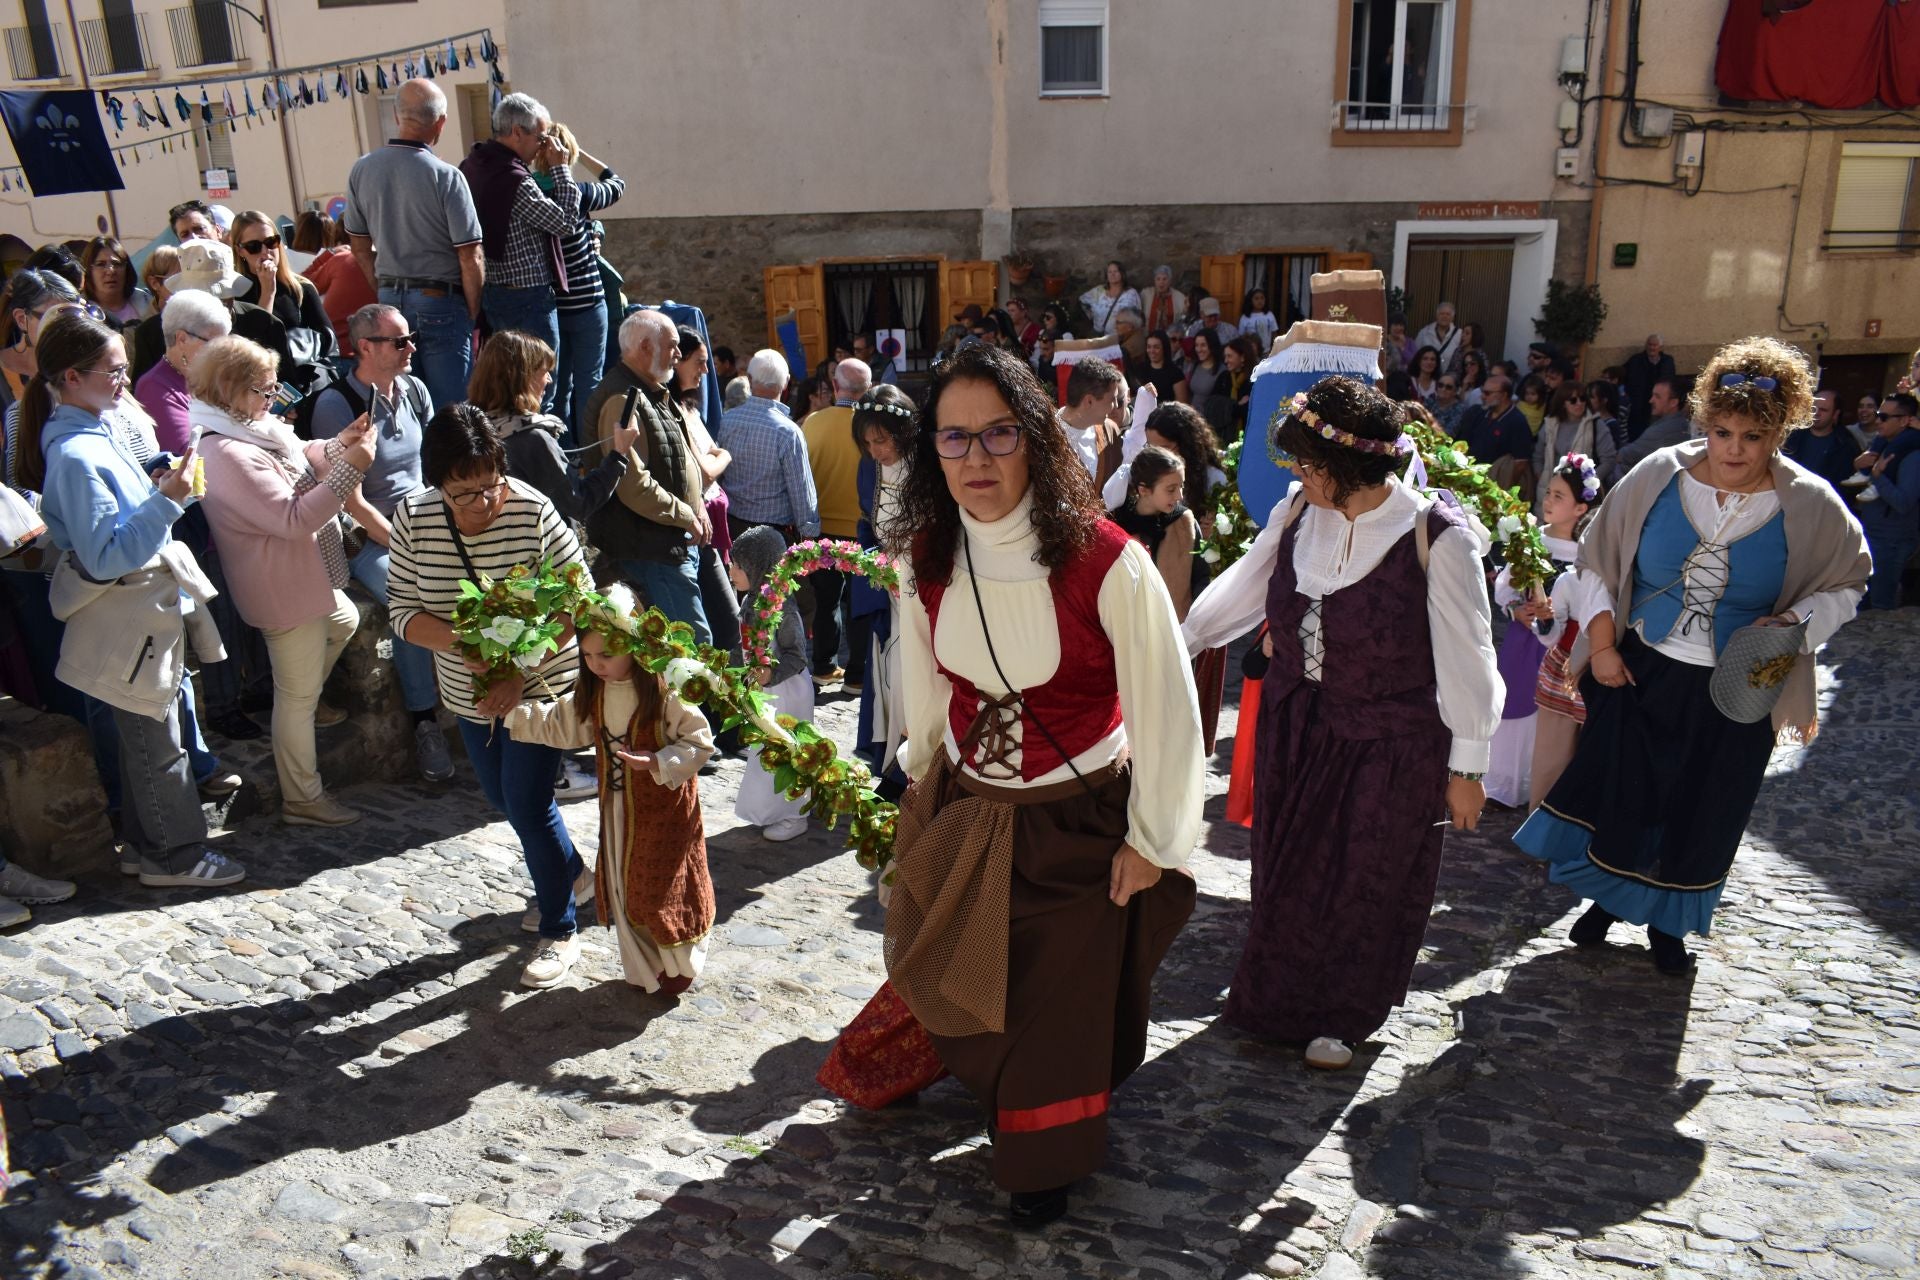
[1715,0,1920,110]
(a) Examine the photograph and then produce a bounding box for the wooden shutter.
[940,259,999,324]
[763,263,827,364]
[1200,254,1245,321]
[1327,251,1373,271]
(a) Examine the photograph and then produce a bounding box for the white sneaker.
[1304,1036,1354,1070]
[1856,483,1881,504]
[762,816,809,843]
[556,755,598,801]
[520,933,581,988]
[139,850,247,889]
[0,897,29,928]
[521,868,597,932]
[0,862,77,905]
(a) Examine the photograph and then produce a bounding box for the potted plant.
[1005,254,1035,286]
[1042,272,1068,299]
[1533,279,1609,349]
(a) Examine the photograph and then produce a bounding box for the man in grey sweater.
[1611,375,1694,484]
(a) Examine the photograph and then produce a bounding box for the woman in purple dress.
[1183,376,1503,1070]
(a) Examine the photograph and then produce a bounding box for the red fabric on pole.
[1714,0,1918,110]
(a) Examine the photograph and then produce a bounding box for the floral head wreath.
[1284,392,1416,457]
[855,395,915,420]
[1558,451,1601,503]
[579,581,643,646]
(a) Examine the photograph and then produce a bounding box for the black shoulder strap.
[441,498,482,584]
[404,375,429,423]
[331,378,367,421]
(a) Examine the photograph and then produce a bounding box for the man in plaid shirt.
[717,349,820,542]
[459,92,579,393]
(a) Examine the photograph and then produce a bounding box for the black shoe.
[1648,927,1695,976]
[1569,903,1618,948]
[208,710,265,742]
[1009,1185,1070,1228]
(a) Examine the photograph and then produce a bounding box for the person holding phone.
[459,92,579,373]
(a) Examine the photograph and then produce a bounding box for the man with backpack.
[307,303,452,782]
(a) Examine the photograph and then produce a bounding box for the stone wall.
[602,201,1593,361]
[601,210,985,360]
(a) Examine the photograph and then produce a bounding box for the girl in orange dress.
[507,587,716,995]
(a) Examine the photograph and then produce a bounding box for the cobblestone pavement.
[3,612,1917,1280]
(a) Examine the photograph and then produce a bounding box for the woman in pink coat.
[192,336,378,827]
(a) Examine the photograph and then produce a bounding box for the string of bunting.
[61,27,503,180]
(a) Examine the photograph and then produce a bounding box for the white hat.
[208,204,235,233]
[166,240,248,299]
[1198,296,1222,316]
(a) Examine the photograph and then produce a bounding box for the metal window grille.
[165,1,241,68]
[4,21,66,80]
[78,11,154,76]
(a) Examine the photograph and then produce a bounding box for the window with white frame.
[1826,143,1919,253]
[1345,0,1456,130]
[1040,0,1106,97]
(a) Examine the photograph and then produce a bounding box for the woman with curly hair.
[1182,376,1502,1071]
[880,343,1200,1226]
[1515,337,1869,975]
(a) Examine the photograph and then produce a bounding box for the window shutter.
[1200,255,1246,322]
[763,264,827,367]
[940,260,1000,325]
[1830,146,1916,249]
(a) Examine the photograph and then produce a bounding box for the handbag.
[0,484,46,558]
[1710,618,1808,724]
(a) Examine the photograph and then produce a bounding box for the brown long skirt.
[887,755,1196,1193]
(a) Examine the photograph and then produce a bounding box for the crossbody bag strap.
[441,499,482,584]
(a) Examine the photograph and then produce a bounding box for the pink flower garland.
[742,539,902,669]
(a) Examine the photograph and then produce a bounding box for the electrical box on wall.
[1613,243,1639,268]
[1675,130,1706,170]
[1555,147,1580,177]
[1634,105,1675,139]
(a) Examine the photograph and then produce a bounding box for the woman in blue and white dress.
[1515,338,1869,977]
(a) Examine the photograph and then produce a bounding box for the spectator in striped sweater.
[538,123,625,442]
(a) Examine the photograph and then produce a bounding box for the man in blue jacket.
[1854,391,1920,609]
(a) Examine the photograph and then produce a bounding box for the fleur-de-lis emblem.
[1748,653,1796,689]
[34,104,83,152]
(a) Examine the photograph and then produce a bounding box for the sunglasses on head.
[238,235,281,255]
[1718,372,1778,391]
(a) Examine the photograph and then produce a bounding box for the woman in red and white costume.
[882,342,1202,1227]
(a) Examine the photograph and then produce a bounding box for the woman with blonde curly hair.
[1515,336,1870,975]
[193,336,379,827]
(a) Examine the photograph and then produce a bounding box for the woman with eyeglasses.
[80,237,145,329]
[194,336,380,828]
[227,210,334,399]
[386,404,593,991]
[1182,377,1500,1072]
[28,310,247,889]
[1531,381,1617,513]
[1515,338,1869,976]
[869,343,1199,1226]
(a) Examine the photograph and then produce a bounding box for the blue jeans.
[616,556,711,647]
[86,682,221,814]
[457,719,581,938]
[482,283,560,410]
[113,696,209,870]
[350,540,441,713]
[552,304,608,444]
[1865,531,1915,609]
[379,286,473,419]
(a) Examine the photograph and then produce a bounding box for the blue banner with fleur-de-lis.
[0,89,123,196]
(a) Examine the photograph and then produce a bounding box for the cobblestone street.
[2,612,1917,1280]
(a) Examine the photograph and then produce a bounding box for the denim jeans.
[1865,532,1915,609]
[351,540,441,713]
[552,304,609,445]
[85,682,220,813]
[482,283,560,409]
[379,286,474,419]
[457,718,582,938]
[114,697,210,871]
[615,556,711,647]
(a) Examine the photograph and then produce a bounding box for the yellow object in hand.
[169,455,207,498]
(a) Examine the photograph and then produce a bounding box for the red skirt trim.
[997,1089,1111,1134]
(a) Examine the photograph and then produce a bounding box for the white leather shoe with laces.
[1305,1036,1354,1070]
[520,933,581,988]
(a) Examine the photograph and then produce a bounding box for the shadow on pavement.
[1347,947,1707,1276]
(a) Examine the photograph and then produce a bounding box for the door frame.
[1390,219,1558,366]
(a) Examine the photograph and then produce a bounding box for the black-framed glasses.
[932,424,1024,459]
[446,480,510,509]
[1876,410,1910,421]
[1719,372,1779,391]
[360,333,416,349]
[237,235,282,255]
[182,327,218,343]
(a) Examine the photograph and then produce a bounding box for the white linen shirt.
[1182,477,1504,773]
[898,493,1204,869]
